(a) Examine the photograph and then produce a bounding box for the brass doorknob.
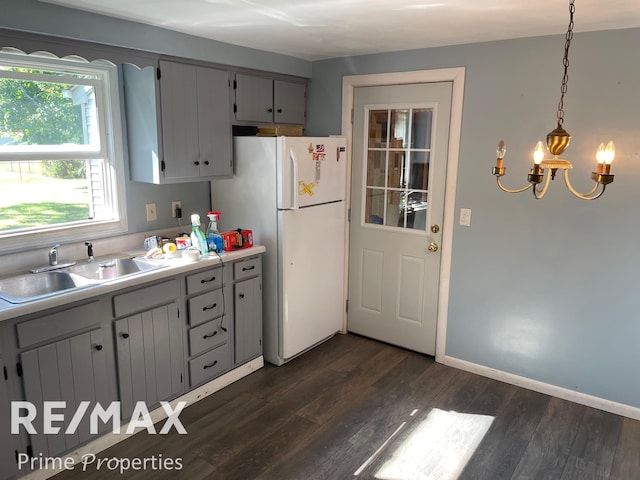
[428,242,439,252]
[431,224,440,233]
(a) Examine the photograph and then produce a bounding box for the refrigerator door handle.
[288,148,299,210]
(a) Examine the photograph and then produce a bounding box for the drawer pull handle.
[95,344,103,351]
[239,293,245,299]
[203,331,218,339]
[203,303,217,311]
[121,333,130,339]
[201,277,216,284]
[203,360,218,369]
[242,265,255,271]
[194,161,200,166]
[204,160,210,165]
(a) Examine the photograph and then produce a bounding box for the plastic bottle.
[206,211,223,253]
[190,214,209,255]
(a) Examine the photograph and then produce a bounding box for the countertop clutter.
[0,245,265,321]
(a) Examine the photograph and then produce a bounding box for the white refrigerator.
[211,136,348,365]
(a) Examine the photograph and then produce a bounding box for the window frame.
[0,49,127,253]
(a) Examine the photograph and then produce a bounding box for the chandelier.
[491,0,616,200]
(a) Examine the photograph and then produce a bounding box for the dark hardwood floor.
[54,333,640,480]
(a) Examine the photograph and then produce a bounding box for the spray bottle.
[190,213,209,255]
[206,211,223,253]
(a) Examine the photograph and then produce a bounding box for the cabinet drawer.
[113,280,177,318]
[188,316,229,356]
[189,342,230,386]
[17,301,102,349]
[234,257,261,280]
[186,267,223,295]
[188,289,224,327]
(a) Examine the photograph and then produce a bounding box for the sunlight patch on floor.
[373,408,494,480]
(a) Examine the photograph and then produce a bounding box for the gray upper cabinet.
[234,73,306,125]
[122,60,233,184]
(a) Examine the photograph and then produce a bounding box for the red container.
[221,229,253,251]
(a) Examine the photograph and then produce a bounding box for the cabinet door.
[0,358,18,480]
[159,60,201,179]
[115,302,184,420]
[234,276,262,365]
[234,73,273,123]
[122,64,164,184]
[21,329,110,457]
[274,80,306,125]
[197,67,233,177]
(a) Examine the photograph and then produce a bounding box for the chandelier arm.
[532,170,553,199]
[496,177,531,193]
[563,169,605,200]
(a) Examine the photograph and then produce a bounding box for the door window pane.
[368,110,389,148]
[363,106,433,231]
[365,187,385,224]
[366,150,386,188]
[412,109,433,149]
[409,151,430,190]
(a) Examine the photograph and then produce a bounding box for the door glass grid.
[364,108,433,230]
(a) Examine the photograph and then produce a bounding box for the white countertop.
[0,245,265,322]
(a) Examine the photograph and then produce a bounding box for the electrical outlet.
[459,208,472,226]
[145,203,157,222]
[172,201,182,218]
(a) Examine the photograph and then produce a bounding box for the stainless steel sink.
[67,256,164,281]
[0,271,98,304]
[0,256,165,304]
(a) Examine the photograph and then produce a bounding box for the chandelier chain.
[557,0,575,128]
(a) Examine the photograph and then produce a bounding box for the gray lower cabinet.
[233,73,306,125]
[113,280,184,420]
[185,265,233,387]
[233,256,263,365]
[21,329,110,457]
[15,300,116,459]
[0,252,263,479]
[0,357,18,480]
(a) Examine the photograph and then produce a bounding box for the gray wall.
[306,28,640,408]
[2,0,312,235]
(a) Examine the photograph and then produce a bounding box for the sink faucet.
[85,242,94,263]
[49,244,60,266]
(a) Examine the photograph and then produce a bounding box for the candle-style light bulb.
[497,140,506,159]
[596,143,606,163]
[533,141,545,165]
[604,141,615,165]
[596,143,606,173]
[496,140,506,169]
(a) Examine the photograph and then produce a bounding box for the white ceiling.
[38,0,640,61]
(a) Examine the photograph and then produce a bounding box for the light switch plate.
[460,208,471,226]
[146,203,157,222]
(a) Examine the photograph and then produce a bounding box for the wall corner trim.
[444,355,640,421]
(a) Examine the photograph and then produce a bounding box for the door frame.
[341,68,465,363]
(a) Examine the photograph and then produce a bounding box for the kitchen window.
[0,48,127,252]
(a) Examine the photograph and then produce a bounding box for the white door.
[348,82,452,355]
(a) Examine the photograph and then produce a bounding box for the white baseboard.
[20,357,264,480]
[444,355,640,421]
